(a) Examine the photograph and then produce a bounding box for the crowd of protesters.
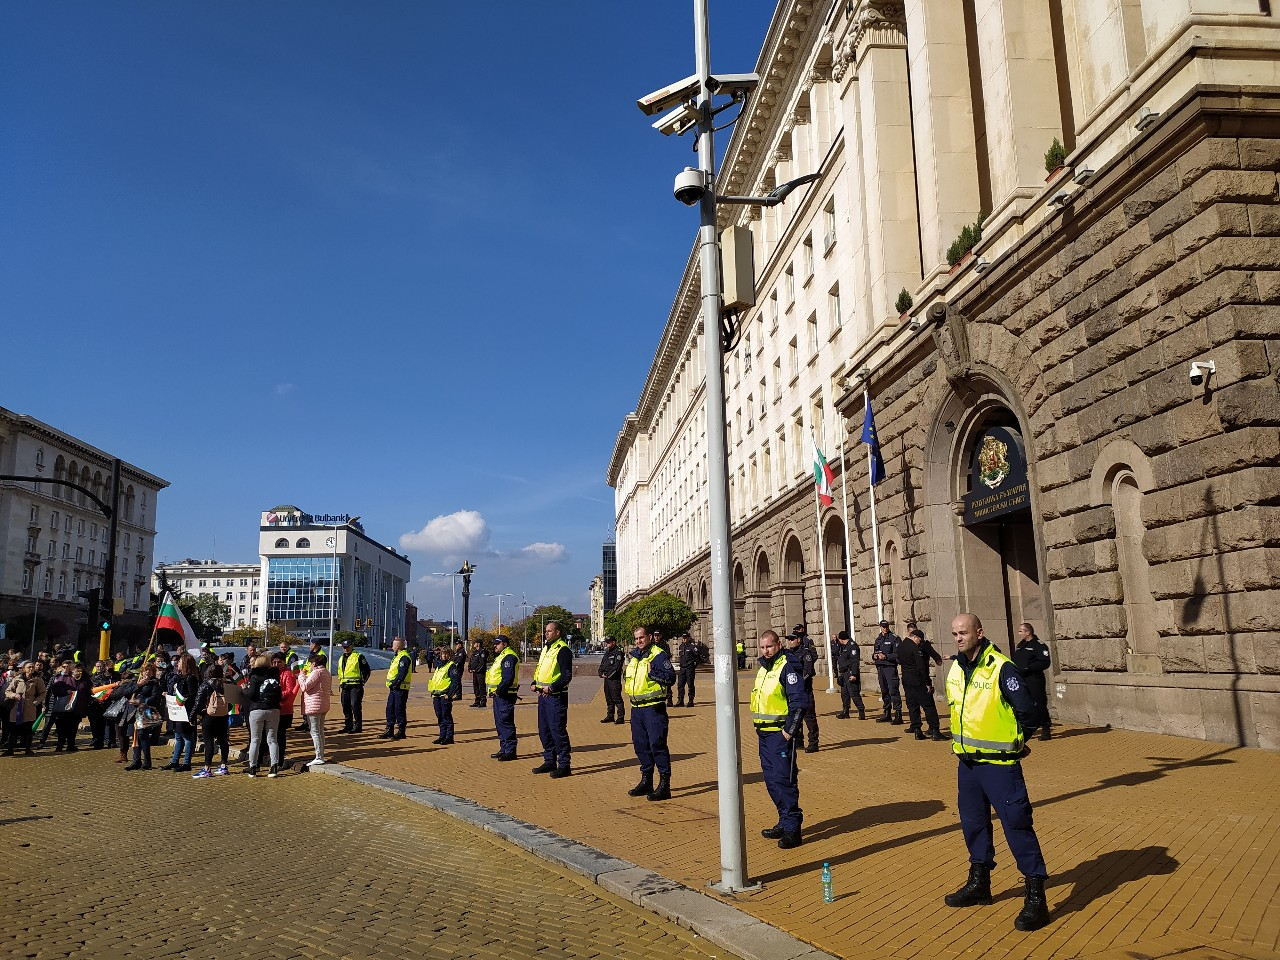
[1,638,332,780]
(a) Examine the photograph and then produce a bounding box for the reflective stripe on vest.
[486,649,517,693]
[386,650,412,690]
[338,652,365,685]
[532,640,566,692]
[428,662,453,695]
[623,646,665,707]
[945,644,1023,763]
[750,657,789,730]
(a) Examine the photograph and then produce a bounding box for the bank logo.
[978,436,1010,489]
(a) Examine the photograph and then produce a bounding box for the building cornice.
[0,406,170,490]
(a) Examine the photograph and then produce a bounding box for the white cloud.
[517,542,567,563]
[275,383,295,395]
[400,510,490,554]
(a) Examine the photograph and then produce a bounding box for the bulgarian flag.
[156,591,201,656]
[811,431,835,507]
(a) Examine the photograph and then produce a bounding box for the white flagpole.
[811,429,835,692]
[866,392,884,622]
[838,425,856,643]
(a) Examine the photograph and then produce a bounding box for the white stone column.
[972,0,1065,208]
[849,1,923,324]
[905,0,983,276]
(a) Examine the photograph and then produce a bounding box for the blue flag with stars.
[861,395,886,485]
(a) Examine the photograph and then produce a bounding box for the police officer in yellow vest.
[337,639,371,733]
[751,629,807,849]
[624,625,677,802]
[531,620,573,778]
[380,637,412,740]
[428,651,461,745]
[487,635,520,760]
[944,613,1050,932]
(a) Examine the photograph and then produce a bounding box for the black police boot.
[393,729,406,740]
[903,725,922,734]
[761,825,785,839]
[890,714,903,725]
[914,731,927,741]
[944,863,993,907]
[929,729,949,741]
[1014,876,1050,931]
[377,729,394,740]
[778,831,802,849]
[615,715,626,725]
[627,771,654,797]
[1040,726,1053,741]
[646,774,671,802]
[874,713,891,723]
[549,765,572,779]
[804,743,819,753]
[600,715,614,724]
[836,712,849,719]
[491,751,504,758]
[532,760,557,774]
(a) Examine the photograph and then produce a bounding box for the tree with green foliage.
[221,623,305,649]
[181,593,231,642]
[333,630,365,648]
[612,592,696,643]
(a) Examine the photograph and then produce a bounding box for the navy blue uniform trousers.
[492,694,517,755]
[432,695,454,740]
[537,691,571,767]
[386,689,408,732]
[758,729,802,832]
[630,704,670,776]
[957,758,1047,878]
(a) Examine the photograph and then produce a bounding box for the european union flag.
[862,395,886,485]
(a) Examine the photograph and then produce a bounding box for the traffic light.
[78,587,103,630]
[365,617,374,629]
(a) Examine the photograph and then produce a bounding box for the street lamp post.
[29,558,43,661]
[458,561,475,644]
[484,593,513,635]
[637,0,819,894]
[431,572,461,642]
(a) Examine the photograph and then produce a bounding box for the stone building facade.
[608,0,1280,747]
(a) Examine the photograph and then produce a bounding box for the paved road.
[0,750,740,960]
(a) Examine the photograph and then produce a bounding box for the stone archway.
[780,534,807,632]
[822,514,851,634]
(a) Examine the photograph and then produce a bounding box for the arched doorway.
[780,534,806,631]
[732,562,747,651]
[822,515,851,634]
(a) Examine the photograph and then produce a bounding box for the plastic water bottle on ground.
[821,862,834,903]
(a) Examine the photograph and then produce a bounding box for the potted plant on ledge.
[1044,137,1067,180]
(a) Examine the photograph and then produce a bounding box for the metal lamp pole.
[485,593,513,635]
[29,558,43,661]
[432,572,460,642]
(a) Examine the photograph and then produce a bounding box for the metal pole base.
[708,879,763,895]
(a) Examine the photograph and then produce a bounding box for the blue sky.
[1,2,775,623]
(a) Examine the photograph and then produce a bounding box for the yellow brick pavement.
[332,666,1280,960]
[0,743,740,960]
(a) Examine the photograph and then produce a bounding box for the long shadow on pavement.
[1049,846,1179,918]
[573,752,705,777]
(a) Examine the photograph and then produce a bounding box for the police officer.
[625,625,677,802]
[428,651,460,744]
[833,630,865,720]
[197,643,216,677]
[487,635,520,760]
[277,640,301,671]
[1012,623,1053,740]
[736,639,746,670]
[380,637,412,740]
[872,620,903,724]
[467,641,489,708]
[337,639,371,733]
[900,628,947,741]
[450,641,466,702]
[751,629,806,849]
[675,632,699,707]
[784,631,819,752]
[597,636,626,723]
[531,621,573,778]
[945,613,1050,932]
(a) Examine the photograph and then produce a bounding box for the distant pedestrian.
[1012,624,1053,740]
[597,636,625,724]
[944,613,1049,931]
[336,640,370,733]
[675,633,699,707]
[272,651,300,764]
[625,626,676,802]
[751,630,805,849]
[833,631,865,720]
[468,641,489,708]
[381,638,412,740]
[531,621,573,778]
[487,635,519,761]
[429,651,460,745]
[297,652,332,766]
[450,642,466,702]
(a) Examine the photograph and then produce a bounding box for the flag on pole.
[155,591,200,656]
[862,395,886,485]
[811,432,835,507]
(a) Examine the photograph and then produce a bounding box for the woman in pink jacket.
[297,652,332,767]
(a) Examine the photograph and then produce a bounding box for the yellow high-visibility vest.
[385,650,412,691]
[946,644,1023,763]
[532,640,567,692]
[487,649,517,694]
[624,646,665,707]
[428,662,453,695]
[751,657,788,731]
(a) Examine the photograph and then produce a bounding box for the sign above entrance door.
[963,426,1030,525]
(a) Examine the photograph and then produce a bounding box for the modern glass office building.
[258,505,410,643]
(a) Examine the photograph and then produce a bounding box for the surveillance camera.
[705,73,760,99]
[674,167,708,206]
[637,74,701,116]
[1189,360,1215,386]
[652,102,700,137]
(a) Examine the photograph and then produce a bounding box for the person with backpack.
[244,654,282,778]
[124,661,164,771]
[191,664,231,778]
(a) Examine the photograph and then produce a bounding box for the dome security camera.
[674,167,708,206]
